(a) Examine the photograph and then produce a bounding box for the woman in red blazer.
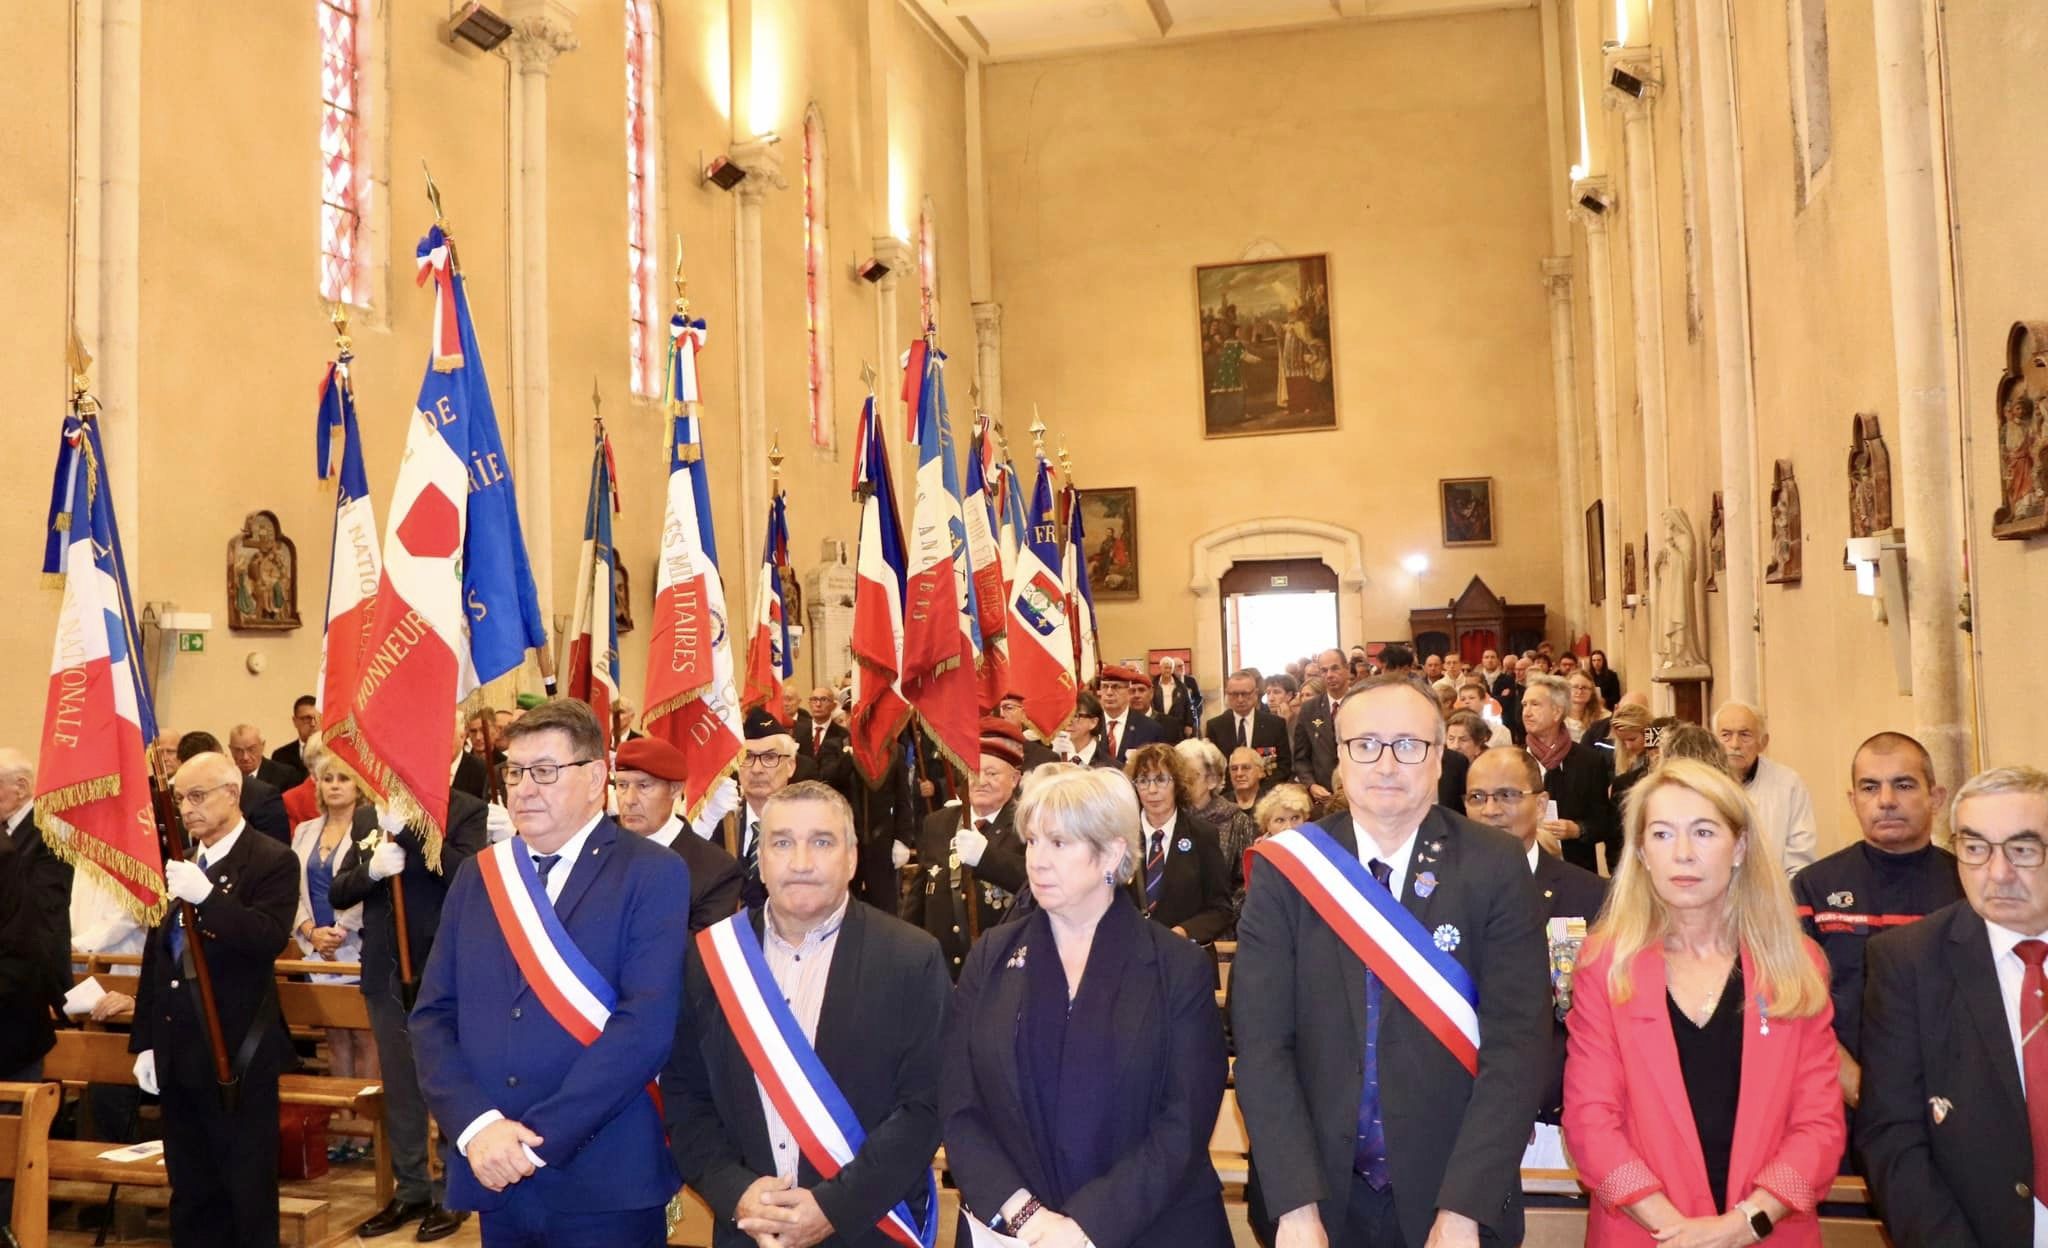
[1563,758,1844,1246]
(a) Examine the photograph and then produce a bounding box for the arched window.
[627,0,662,396]
[918,195,939,331]
[318,0,363,305]
[803,103,834,448]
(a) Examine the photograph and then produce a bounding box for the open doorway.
[1221,558,1340,676]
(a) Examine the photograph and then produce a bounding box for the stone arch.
[1188,518,1369,690]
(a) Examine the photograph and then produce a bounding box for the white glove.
[486,802,516,844]
[1050,732,1075,758]
[952,825,989,867]
[367,839,406,882]
[164,858,214,905]
[378,805,408,836]
[890,840,912,869]
[133,1050,158,1095]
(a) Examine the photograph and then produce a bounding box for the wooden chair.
[274,979,389,1202]
[0,1082,59,1248]
[1209,1087,1249,1187]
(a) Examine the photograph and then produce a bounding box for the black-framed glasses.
[1956,835,2047,869]
[1341,736,1433,766]
[503,759,599,786]
[1465,788,1538,808]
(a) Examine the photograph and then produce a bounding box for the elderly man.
[612,697,643,745]
[1153,656,1200,741]
[1519,674,1617,877]
[229,722,304,792]
[0,748,69,1011]
[1713,701,1818,875]
[1421,653,1444,685]
[130,752,299,1248]
[1207,668,1293,783]
[412,698,691,1247]
[1861,766,2048,1246]
[722,720,802,909]
[1291,648,1353,803]
[904,719,1029,977]
[614,737,744,930]
[1234,676,1549,1248]
[1793,732,1960,1126]
[795,686,857,801]
[667,780,949,1248]
[272,696,320,777]
[178,731,289,842]
[1096,665,1163,766]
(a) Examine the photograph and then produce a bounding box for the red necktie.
[1107,721,1121,757]
[2017,939,2048,1202]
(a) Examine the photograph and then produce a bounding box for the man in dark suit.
[412,699,691,1246]
[229,723,306,792]
[1096,665,1164,766]
[1860,765,2048,1247]
[903,719,1028,977]
[269,696,320,779]
[1206,669,1293,786]
[720,722,804,909]
[1290,648,1353,805]
[1233,676,1550,1248]
[130,752,300,1248]
[795,686,858,804]
[613,737,744,930]
[666,780,950,1248]
[0,748,71,1010]
[1150,656,1199,742]
[177,732,290,842]
[329,787,491,1242]
[0,831,56,1083]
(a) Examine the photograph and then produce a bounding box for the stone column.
[1689,0,1763,703]
[732,139,785,566]
[1607,48,1672,711]
[1871,0,1972,798]
[972,301,1003,425]
[871,237,915,391]
[1542,258,1588,642]
[1571,179,1624,663]
[506,9,578,618]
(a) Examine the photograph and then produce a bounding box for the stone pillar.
[871,237,915,391]
[732,139,785,566]
[1871,0,1972,797]
[1689,0,1763,704]
[1607,49,1672,712]
[972,301,1003,425]
[1542,258,1587,642]
[506,9,578,618]
[1571,179,1624,664]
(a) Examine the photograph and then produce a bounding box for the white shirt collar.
[1986,917,2048,966]
[1350,819,1421,901]
[1142,809,1179,844]
[646,814,685,850]
[1527,842,1542,874]
[2,803,30,835]
[533,812,603,868]
[198,822,247,866]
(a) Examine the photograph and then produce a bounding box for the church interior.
[3,0,2044,1244]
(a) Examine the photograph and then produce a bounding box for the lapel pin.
[1006,944,1028,970]
[1929,1096,1952,1124]
[1177,837,1192,853]
[1429,840,1443,853]
[1432,923,1461,952]
[1415,871,1438,898]
[928,864,942,878]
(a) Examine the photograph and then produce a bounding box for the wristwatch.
[1736,1200,1772,1241]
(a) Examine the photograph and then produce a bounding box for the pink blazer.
[1561,940,1845,1246]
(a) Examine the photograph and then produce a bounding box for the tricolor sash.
[695,913,937,1248]
[1250,827,1482,1075]
[476,838,617,1044]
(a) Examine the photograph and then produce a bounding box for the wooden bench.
[0,1082,59,1248]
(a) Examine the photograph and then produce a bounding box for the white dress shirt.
[757,897,851,1181]
[646,814,685,851]
[1141,810,1182,863]
[1982,919,2048,1244]
[1349,820,1419,900]
[1102,712,1130,753]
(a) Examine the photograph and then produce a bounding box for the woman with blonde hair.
[1563,758,1843,1246]
[1606,702,1656,811]
[288,745,379,1128]
[1566,670,1613,746]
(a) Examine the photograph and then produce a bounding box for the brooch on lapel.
[1929,1096,1953,1125]
[1828,890,1855,909]
[1311,718,1325,729]
[1006,944,1029,970]
[1432,923,1461,952]
[1414,871,1438,898]
[928,863,943,878]
[357,831,381,853]
[1177,838,1192,854]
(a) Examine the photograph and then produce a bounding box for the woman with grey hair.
[1176,738,1259,911]
[940,765,1231,1248]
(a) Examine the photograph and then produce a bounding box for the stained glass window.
[319,0,362,305]
[627,0,661,395]
[804,104,834,447]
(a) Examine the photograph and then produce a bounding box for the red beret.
[978,716,1026,769]
[1101,664,1146,685]
[614,737,690,783]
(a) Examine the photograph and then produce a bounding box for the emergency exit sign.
[178,632,204,653]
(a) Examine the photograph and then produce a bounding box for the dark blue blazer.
[1105,711,1165,765]
[410,815,690,1214]
[941,903,1231,1248]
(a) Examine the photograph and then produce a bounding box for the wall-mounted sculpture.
[1848,412,1894,539]
[1993,321,2048,540]
[1765,460,1802,584]
[1706,492,1725,593]
[1622,541,1637,606]
[227,510,301,631]
[1653,508,1710,680]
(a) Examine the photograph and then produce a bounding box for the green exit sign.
[178,632,204,654]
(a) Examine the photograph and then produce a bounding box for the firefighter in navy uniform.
[901,719,1028,979]
[1791,732,1961,1166]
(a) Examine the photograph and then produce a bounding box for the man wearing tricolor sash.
[411,699,690,1247]
[666,779,950,1248]
[1232,675,1550,1248]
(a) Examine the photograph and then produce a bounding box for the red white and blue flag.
[313,349,381,786]
[900,345,981,775]
[644,309,744,821]
[741,491,796,727]
[964,416,1010,713]
[1005,458,1076,740]
[994,451,1029,603]
[1060,482,1101,686]
[848,395,912,786]
[564,425,622,757]
[36,410,165,924]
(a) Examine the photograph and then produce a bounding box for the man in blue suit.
[412,698,690,1247]
[1096,665,1164,766]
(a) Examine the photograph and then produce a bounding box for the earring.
[1104,871,1116,886]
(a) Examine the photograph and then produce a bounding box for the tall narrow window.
[803,103,834,448]
[319,0,363,306]
[917,197,939,330]
[626,0,661,396]
[1787,0,1832,206]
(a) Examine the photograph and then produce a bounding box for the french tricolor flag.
[741,491,795,727]
[313,353,381,785]
[1005,457,1077,740]
[900,344,980,775]
[563,425,621,756]
[1060,482,1100,685]
[848,395,912,786]
[964,416,1010,713]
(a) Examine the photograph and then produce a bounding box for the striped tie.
[1355,858,1394,1187]
[1144,829,1165,911]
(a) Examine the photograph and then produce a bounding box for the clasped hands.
[735,1175,835,1248]
[467,1118,545,1192]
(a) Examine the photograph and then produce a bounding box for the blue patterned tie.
[167,850,208,963]
[1145,829,1166,911]
[1354,857,1393,1188]
[532,853,562,907]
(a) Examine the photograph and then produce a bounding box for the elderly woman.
[1123,744,1235,944]
[1226,746,1268,818]
[1252,784,1312,842]
[940,765,1231,1248]
[1563,759,1842,1246]
[1522,673,1620,876]
[289,747,377,1090]
[1568,671,1614,747]
[1175,739,1258,900]
[1444,710,1489,764]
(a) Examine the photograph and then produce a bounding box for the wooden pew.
[272,980,391,1203]
[0,1082,59,1248]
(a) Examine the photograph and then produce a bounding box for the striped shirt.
[755,897,851,1181]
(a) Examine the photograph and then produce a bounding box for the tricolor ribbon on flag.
[963,416,1010,713]
[848,395,913,786]
[564,424,622,757]
[1060,481,1100,686]
[741,491,796,728]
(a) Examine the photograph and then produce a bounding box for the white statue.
[1653,508,1710,679]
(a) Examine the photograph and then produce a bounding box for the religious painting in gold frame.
[1076,487,1139,600]
[1196,254,1337,438]
[1439,477,1496,547]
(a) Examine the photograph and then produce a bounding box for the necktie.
[169,851,209,963]
[1107,719,1121,759]
[2017,939,2048,1202]
[1237,716,1249,750]
[815,727,826,753]
[1355,857,1393,1188]
[741,821,761,885]
[1145,829,1166,911]
[532,853,562,906]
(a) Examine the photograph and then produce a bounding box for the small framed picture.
[1076,487,1139,600]
[1439,477,1496,547]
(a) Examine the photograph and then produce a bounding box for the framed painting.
[1196,253,1337,438]
[1439,477,1496,547]
[1077,487,1139,599]
[1585,500,1606,605]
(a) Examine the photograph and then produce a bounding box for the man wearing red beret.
[613,738,745,930]
[902,719,1029,978]
[1097,665,1165,767]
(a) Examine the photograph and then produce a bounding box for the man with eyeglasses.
[412,697,691,1247]
[715,721,804,909]
[1206,668,1293,783]
[1861,765,2048,1248]
[612,737,744,931]
[1290,647,1354,805]
[129,751,300,1248]
[1234,674,1549,1248]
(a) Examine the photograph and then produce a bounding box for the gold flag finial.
[860,361,879,394]
[67,327,94,401]
[672,234,689,316]
[1029,406,1047,457]
[331,303,353,355]
[591,376,604,427]
[423,160,446,225]
[1058,437,1072,478]
[769,433,785,493]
